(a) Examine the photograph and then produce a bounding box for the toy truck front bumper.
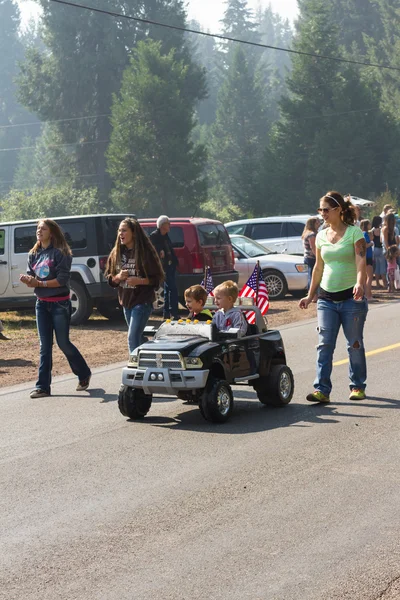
[122,367,210,396]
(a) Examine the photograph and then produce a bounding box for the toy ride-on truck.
[118,298,294,424]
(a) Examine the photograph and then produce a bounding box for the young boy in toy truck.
[212,281,248,337]
[184,285,213,321]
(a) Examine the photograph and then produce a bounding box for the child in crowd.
[386,244,399,293]
[212,281,248,337]
[184,285,213,321]
[360,219,374,301]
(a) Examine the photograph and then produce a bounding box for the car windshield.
[231,235,273,257]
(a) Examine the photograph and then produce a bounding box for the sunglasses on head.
[317,207,339,214]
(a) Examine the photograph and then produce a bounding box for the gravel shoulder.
[0,289,397,389]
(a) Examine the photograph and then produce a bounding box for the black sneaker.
[30,389,50,399]
[76,375,91,391]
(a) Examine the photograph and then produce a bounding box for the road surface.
[1,301,400,600]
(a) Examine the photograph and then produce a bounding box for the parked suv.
[0,214,133,325]
[225,216,317,255]
[139,218,238,306]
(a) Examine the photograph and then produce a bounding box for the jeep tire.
[256,365,294,407]
[96,300,124,321]
[118,385,152,419]
[70,279,93,325]
[200,378,233,423]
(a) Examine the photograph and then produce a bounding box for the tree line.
[0,0,399,222]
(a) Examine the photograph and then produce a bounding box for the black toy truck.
[118,299,294,424]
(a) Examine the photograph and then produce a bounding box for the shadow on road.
[123,392,393,435]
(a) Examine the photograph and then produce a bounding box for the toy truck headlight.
[184,357,203,369]
[128,352,139,367]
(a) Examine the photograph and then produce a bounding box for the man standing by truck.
[150,216,179,320]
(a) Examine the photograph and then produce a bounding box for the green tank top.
[316,226,364,293]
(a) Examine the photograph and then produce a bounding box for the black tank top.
[373,231,382,248]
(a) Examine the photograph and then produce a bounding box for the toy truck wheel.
[118,385,152,419]
[256,365,294,407]
[200,378,233,423]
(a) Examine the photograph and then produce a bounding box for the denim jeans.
[314,297,368,396]
[36,299,91,393]
[304,257,316,290]
[123,302,153,355]
[163,264,179,319]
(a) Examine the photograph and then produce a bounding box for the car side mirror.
[233,250,240,259]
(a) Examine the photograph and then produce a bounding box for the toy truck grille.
[138,351,184,370]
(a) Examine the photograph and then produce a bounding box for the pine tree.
[0,1,39,194]
[17,0,198,200]
[263,0,397,212]
[209,45,269,216]
[107,40,207,215]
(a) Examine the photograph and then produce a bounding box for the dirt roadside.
[0,289,397,389]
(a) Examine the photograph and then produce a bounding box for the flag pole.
[204,264,208,287]
[256,261,260,306]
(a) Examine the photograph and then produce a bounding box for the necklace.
[327,226,347,244]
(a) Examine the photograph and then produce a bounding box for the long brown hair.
[30,219,72,255]
[385,213,396,240]
[321,191,357,226]
[105,217,164,281]
[302,217,320,239]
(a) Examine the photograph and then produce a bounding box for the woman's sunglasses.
[317,207,339,214]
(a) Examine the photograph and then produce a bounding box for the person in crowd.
[380,204,394,219]
[386,244,399,293]
[370,216,387,289]
[299,191,368,403]
[360,220,374,301]
[19,219,91,399]
[150,216,179,321]
[354,205,361,227]
[0,319,10,340]
[106,217,164,355]
[212,281,247,337]
[302,217,320,300]
[184,285,213,322]
[381,212,399,252]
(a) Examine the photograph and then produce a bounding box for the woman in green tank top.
[299,191,368,403]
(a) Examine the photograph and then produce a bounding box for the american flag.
[201,267,214,296]
[239,264,270,324]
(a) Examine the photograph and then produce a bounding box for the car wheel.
[70,279,93,325]
[118,385,152,419]
[152,286,165,315]
[200,378,233,423]
[256,365,294,407]
[262,269,288,300]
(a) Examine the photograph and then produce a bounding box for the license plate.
[214,257,225,267]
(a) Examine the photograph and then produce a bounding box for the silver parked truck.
[0,214,133,325]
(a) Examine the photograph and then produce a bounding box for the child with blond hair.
[212,281,247,337]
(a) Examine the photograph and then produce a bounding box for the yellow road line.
[333,342,400,367]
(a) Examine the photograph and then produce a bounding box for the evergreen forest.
[1,0,400,221]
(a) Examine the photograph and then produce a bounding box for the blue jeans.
[304,257,316,290]
[163,264,179,319]
[314,298,368,396]
[123,303,153,355]
[36,299,91,393]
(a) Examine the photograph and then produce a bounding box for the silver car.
[230,235,308,300]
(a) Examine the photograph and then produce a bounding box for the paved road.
[1,302,400,600]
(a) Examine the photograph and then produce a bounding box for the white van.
[225,215,317,255]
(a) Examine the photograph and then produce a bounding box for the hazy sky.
[18,0,299,30]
